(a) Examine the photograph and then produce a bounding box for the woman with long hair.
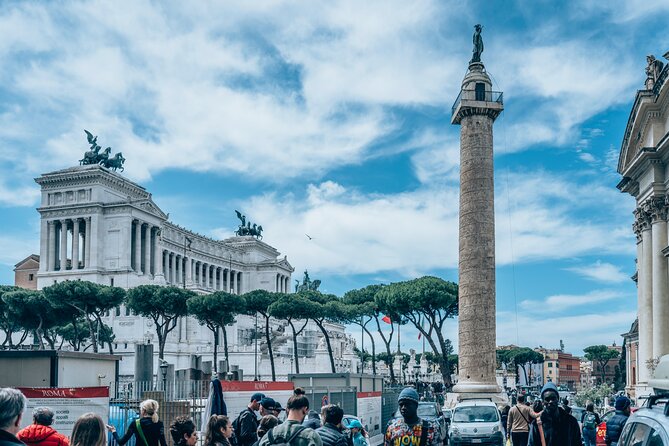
[106,399,167,446]
[71,413,106,446]
[203,415,233,446]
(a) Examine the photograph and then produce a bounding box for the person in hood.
[605,397,631,446]
[528,383,581,446]
[17,408,68,446]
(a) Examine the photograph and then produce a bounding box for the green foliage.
[42,281,124,353]
[618,343,627,391]
[375,276,458,385]
[574,383,615,408]
[242,290,283,380]
[584,345,620,383]
[268,294,312,374]
[0,286,23,346]
[56,320,90,350]
[2,290,60,349]
[126,285,194,358]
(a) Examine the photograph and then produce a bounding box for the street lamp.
[159,360,168,394]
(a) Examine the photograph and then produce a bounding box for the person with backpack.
[605,397,631,446]
[506,394,536,446]
[581,403,601,446]
[384,388,439,446]
[107,399,167,446]
[259,393,322,446]
[233,393,265,446]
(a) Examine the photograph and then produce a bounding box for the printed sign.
[356,391,382,437]
[219,381,295,421]
[19,387,110,437]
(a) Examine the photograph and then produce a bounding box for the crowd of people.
[501,382,633,446]
[0,387,376,446]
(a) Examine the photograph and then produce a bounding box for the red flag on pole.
[418,332,422,340]
[382,315,392,324]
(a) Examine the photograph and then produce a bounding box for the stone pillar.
[649,198,669,358]
[225,268,230,292]
[72,218,80,270]
[176,255,182,287]
[200,262,206,288]
[48,221,56,271]
[156,249,164,278]
[144,225,152,276]
[169,252,175,284]
[185,258,192,286]
[204,263,210,289]
[85,217,92,268]
[59,219,68,270]
[215,267,220,290]
[231,270,237,294]
[134,220,142,273]
[635,206,653,386]
[451,59,503,398]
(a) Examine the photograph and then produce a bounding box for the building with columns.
[32,163,358,379]
[617,50,669,398]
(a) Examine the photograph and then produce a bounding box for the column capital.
[643,196,668,223]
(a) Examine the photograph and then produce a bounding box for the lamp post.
[159,360,168,395]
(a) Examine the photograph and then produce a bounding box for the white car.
[448,399,504,446]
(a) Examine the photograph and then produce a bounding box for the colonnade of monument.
[633,195,669,385]
[43,217,93,271]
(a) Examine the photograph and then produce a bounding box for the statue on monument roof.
[470,24,484,64]
[295,269,321,293]
[645,54,665,90]
[234,210,263,239]
[79,130,125,172]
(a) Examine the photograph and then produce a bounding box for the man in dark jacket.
[528,383,581,446]
[0,388,27,446]
[605,396,631,446]
[233,393,264,446]
[303,411,321,430]
[315,405,348,446]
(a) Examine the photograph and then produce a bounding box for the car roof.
[454,399,497,408]
[626,406,669,431]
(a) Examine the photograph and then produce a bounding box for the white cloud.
[566,261,630,283]
[520,289,626,313]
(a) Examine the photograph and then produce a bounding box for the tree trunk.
[374,316,395,382]
[86,317,98,353]
[315,320,336,373]
[157,323,165,359]
[362,324,377,375]
[265,316,276,381]
[288,320,301,374]
[519,363,528,385]
[434,324,453,386]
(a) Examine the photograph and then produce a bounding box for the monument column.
[72,218,80,270]
[231,270,237,294]
[175,254,182,286]
[635,206,653,386]
[185,257,192,286]
[59,219,68,270]
[144,225,152,276]
[649,197,669,358]
[134,220,143,273]
[169,252,175,284]
[48,221,57,271]
[156,249,164,278]
[451,24,504,399]
[84,217,92,268]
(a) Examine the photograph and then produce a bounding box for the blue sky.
[1,0,668,356]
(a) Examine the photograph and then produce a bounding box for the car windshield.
[417,405,438,417]
[453,406,499,423]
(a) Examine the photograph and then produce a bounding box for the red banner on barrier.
[18,386,109,398]
[357,391,382,398]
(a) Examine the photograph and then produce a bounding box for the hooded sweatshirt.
[17,425,69,446]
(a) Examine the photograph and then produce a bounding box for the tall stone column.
[176,255,182,286]
[156,249,164,278]
[59,219,68,270]
[169,252,175,284]
[185,258,193,286]
[635,206,653,386]
[649,198,669,358]
[134,220,143,273]
[48,221,56,271]
[231,270,237,294]
[225,268,230,292]
[85,217,92,268]
[200,262,206,288]
[451,52,504,398]
[144,225,152,276]
[72,218,80,270]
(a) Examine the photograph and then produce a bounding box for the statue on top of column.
[470,24,484,64]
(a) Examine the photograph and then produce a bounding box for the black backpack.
[266,426,306,446]
[231,409,254,446]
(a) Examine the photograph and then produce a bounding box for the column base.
[154,274,166,285]
[453,381,506,404]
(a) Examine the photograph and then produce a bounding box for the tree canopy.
[584,345,620,384]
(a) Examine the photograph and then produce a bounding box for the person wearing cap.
[384,387,439,446]
[605,396,631,446]
[260,399,277,417]
[347,420,367,446]
[272,403,284,423]
[232,393,265,446]
[259,393,322,446]
[528,383,581,446]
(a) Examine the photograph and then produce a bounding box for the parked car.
[389,402,448,445]
[617,397,669,445]
[448,399,504,446]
